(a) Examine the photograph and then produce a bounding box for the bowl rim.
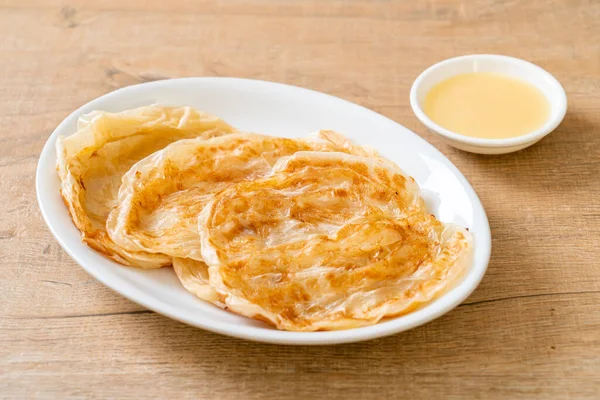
[36,77,492,345]
[409,54,568,148]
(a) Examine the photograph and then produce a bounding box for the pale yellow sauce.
[424,72,550,139]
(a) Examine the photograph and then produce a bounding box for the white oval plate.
[36,78,491,345]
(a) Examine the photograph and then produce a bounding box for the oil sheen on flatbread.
[199,152,472,331]
[56,105,236,268]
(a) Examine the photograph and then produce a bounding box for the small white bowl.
[410,54,567,154]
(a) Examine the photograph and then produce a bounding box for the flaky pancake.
[56,106,236,268]
[199,152,472,331]
[106,131,382,296]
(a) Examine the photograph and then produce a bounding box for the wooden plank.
[2,294,599,398]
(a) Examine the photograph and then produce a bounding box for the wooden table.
[2,1,599,398]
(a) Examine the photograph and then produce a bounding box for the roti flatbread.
[199,151,472,331]
[56,105,235,268]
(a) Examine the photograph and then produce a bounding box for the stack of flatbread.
[57,105,472,331]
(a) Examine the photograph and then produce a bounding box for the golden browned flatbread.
[199,151,472,331]
[56,106,236,268]
[106,131,388,297]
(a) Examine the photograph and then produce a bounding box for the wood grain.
[1,0,599,398]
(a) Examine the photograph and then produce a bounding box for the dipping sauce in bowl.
[423,72,550,140]
[410,54,567,154]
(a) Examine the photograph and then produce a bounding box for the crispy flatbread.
[199,151,472,331]
[56,106,235,268]
[107,131,386,299]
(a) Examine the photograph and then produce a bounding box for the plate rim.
[36,77,491,345]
